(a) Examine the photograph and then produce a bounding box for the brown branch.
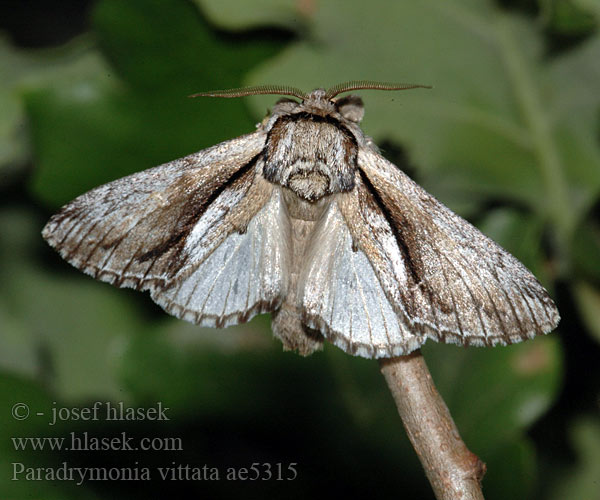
[379,350,486,500]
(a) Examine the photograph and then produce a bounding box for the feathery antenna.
[189,85,307,100]
[325,80,431,99]
[189,81,431,101]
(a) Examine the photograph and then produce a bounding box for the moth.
[43,81,560,358]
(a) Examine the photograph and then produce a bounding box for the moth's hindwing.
[299,147,559,358]
[43,131,290,326]
[300,201,425,358]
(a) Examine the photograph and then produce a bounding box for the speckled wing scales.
[42,131,289,327]
[301,148,560,358]
[151,185,290,327]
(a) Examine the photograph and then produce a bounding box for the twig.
[379,350,486,500]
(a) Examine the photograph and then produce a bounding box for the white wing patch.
[152,188,290,327]
[300,202,423,358]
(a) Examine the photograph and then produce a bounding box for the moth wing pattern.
[43,131,290,327]
[301,147,560,358]
[150,184,290,327]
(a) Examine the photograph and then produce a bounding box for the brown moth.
[42,81,560,358]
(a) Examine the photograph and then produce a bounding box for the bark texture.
[379,351,486,500]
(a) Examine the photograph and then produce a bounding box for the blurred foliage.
[547,417,600,500]
[29,0,284,205]
[0,0,599,499]
[538,0,599,33]
[0,36,102,188]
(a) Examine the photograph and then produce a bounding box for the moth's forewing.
[303,146,559,356]
[151,180,290,327]
[43,131,290,326]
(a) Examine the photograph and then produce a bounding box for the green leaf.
[28,0,286,207]
[0,208,142,401]
[0,36,103,187]
[118,316,283,418]
[572,0,600,22]
[538,0,598,33]
[572,216,600,281]
[573,280,600,344]
[0,37,29,182]
[547,417,600,500]
[477,207,548,285]
[195,0,307,30]
[423,335,562,454]
[483,437,536,500]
